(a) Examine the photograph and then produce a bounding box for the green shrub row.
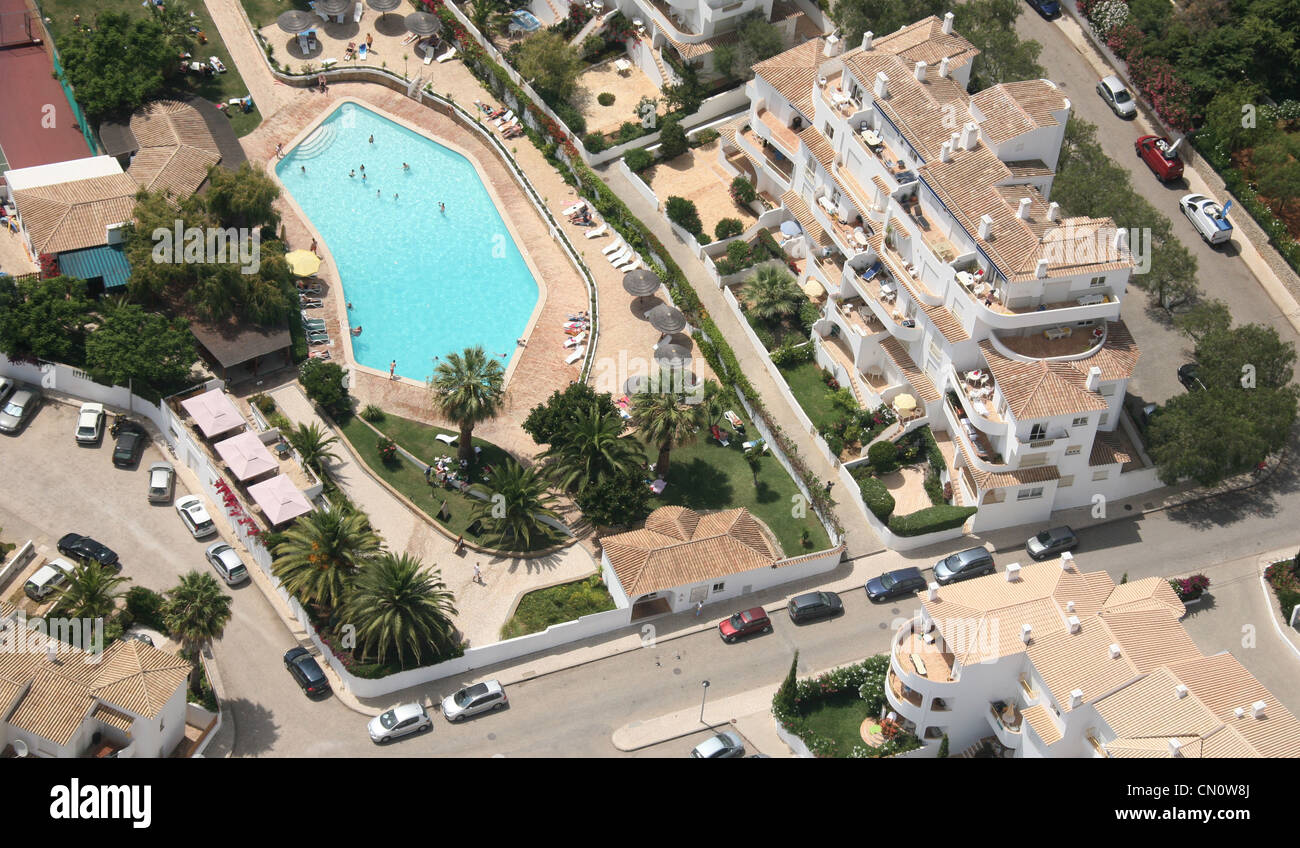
[887,505,977,537]
[857,474,895,521]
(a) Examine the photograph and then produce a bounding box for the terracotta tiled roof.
[774,544,846,568]
[90,639,191,718]
[92,703,136,734]
[12,173,139,254]
[753,38,825,120]
[1021,703,1062,744]
[799,125,835,171]
[868,15,978,70]
[8,668,98,747]
[970,80,1065,145]
[955,434,1060,490]
[601,507,782,597]
[842,49,970,161]
[1096,609,1204,673]
[1068,320,1139,382]
[878,335,939,402]
[1089,430,1136,470]
[781,190,826,244]
[125,100,222,196]
[664,28,740,61]
[1165,653,1300,758]
[979,340,1110,419]
[1102,576,1185,618]
[1003,159,1053,177]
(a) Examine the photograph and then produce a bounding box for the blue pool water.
[277,102,539,381]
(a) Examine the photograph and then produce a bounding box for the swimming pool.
[276,102,540,381]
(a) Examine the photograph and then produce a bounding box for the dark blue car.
[1026,0,1060,17]
[866,567,928,602]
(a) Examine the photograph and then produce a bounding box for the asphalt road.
[1014,8,1300,406]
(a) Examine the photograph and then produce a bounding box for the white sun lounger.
[436,46,457,63]
[565,347,586,365]
[495,110,514,128]
[561,201,584,216]
[565,332,587,348]
[602,240,624,255]
[353,1,363,22]
[619,257,641,272]
[435,433,457,446]
[584,224,607,239]
[402,32,419,45]
[607,247,630,264]
[424,51,434,64]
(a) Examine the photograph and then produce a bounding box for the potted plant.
[1169,574,1210,604]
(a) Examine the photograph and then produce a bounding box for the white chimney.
[950,130,960,150]
[927,582,939,601]
[939,57,950,78]
[1175,684,1189,699]
[1060,550,1074,568]
[1017,197,1032,220]
[1021,623,1033,644]
[1035,258,1049,279]
[1251,700,1267,718]
[874,71,889,99]
[1085,365,1102,392]
[1168,738,1183,757]
[1114,227,1129,252]
[822,34,842,58]
[1109,643,1122,659]
[861,30,874,50]
[1234,707,1246,719]
[943,11,955,34]
[1006,562,1022,581]
[1048,201,1060,222]
[940,141,952,163]
[46,644,57,663]
[1070,689,1084,709]
[1065,600,1076,613]
[960,121,978,150]
[914,61,927,82]
[1067,615,1081,634]
[978,214,994,240]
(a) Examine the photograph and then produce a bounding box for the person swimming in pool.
[349,169,355,177]
[403,162,409,170]
[377,189,381,197]
[362,172,367,180]
[368,134,374,144]
[360,164,365,172]
[351,326,362,336]
[300,165,306,173]
[394,193,398,200]
[439,202,446,213]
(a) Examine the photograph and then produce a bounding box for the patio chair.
[584,224,608,239]
[565,346,585,365]
[358,43,368,60]
[602,240,624,255]
[343,42,356,60]
[435,433,457,446]
[436,46,457,63]
[354,1,363,22]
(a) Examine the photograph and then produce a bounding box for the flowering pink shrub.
[1106,22,1144,63]
[1169,574,1211,600]
[1128,56,1197,132]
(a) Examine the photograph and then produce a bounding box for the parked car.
[691,731,746,758]
[24,558,75,601]
[205,542,249,585]
[75,402,105,444]
[1180,193,1233,245]
[1134,402,1160,434]
[1177,363,1205,392]
[1024,0,1060,17]
[1134,134,1184,181]
[787,591,842,624]
[1096,75,1137,118]
[175,495,217,539]
[441,680,507,722]
[57,533,120,571]
[934,546,995,585]
[0,386,41,434]
[718,607,772,643]
[0,377,14,407]
[368,702,433,743]
[1026,526,1079,560]
[866,567,928,602]
[283,647,331,697]
[112,424,146,468]
[147,462,176,504]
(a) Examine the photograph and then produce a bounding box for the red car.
[1135,135,1184,181]
[718,607,772,643]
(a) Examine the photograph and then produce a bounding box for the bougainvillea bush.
[1169,574,1211,601]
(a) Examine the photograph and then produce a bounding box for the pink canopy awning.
[247,474,313,525]
[181,389,245,438]
[213,431,278,481]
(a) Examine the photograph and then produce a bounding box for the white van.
[24,558,75,601]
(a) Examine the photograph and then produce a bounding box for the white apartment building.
[718,14,1160,531]
[886,554,1300,758]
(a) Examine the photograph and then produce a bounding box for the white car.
[176,495,217,539]
[75,402,104,444]
[205,542,249,585]
[368,702,433,743]
[1179,193,1233,245]
[24,558,75,601]
[1096,75,1136,118]
[441,680,507,722]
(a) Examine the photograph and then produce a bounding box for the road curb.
[1255,551,1300,664]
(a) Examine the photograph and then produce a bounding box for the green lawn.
[241,0,312,30]
[338,413,550,552]
[800,692,875,758]
[779,361,838,430]
[649,405,830,556]
[500,575,614,640]
[42,0,263,136]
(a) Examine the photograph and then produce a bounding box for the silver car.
[75,402,105,444]
[205,542,249,585]
[691,731,746,758]
[0,387,40,434]
[176,495,217,539]
[1096,75,1136,118]
[368,702,433,743]
[147,462,176,504]
[441,680,507,722]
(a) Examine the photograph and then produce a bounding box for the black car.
[933,546,995,585]
[787,591,842,624]
[1025,526,1079,561]
[1025,0,1060,17]
[1177,363,1205,392]
[866,567,928,602]
[112,425,146,468]
[284,647,332,697]
[56,533,121,571]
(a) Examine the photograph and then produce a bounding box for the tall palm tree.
[745,264,803,326]
[345,553,459,667]
[471,459,561,551]
[699,379,727,429]
[55,562,131,622]
[540,407,642,492]
[431,346,505,464]
[632,388,704,476]
[287,421,340,477]
[162,571,233,693]
[272,507,382,618]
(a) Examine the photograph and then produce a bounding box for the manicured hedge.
[887,505,977,537]
[857,475,895,521]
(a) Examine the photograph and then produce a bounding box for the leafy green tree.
[1200,81,1272,153]
[709,14,783,80]
[516,30,583,100]
[124,190,209,307]
[1142,238,1200,310]
[540,407,643,491]
[574,469,651,528]
[204,162,282,232]
[54,561,131,622]
[286,422,340,477]
[658,116,688,159]
[300,358,351,416]
[470,459,561,550]
[1174,299,1231,343]
[1195,324,1297,391]
[665,195,702,234]
[1253,132,1300,216]
[84,304,195,399]
[1148,386,1297,485]
[662,63,706,113]
[0,275,93,363]
[345,552,459,666]
[59,12,175,117]
[632,387,704,475]
[954,0,1045,91]
[745,265,803,326]
[162,571,233,693]
[831,0,944,46]
[523,381,619,447]
[272,507,382,617]
[430,346,505,464]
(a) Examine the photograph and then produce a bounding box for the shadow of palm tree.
[226,697,280,757]
[662,457,733,510]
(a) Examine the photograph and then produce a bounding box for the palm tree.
[287,421,340,477]
[471,459,561,550]
[162,571,233,694]
[745,264,803,327]
[271,507,382,618]
[632,388,704,476]
[55,562,131,622]
[431,346,505,464]
[345,553,459,667]
[699,379,727,429]
[540,407,642,492]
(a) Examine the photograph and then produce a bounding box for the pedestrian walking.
[425,464,433,483]
[695,600,703,617]
[473,563,483,584]
[389,360,396,379]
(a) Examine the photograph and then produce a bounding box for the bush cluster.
[887,505,977,536]
[857,475,895,521]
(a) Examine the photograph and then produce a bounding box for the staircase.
[292,122,338,161]
[569,11,606,48]
[643,35,671,86]
[543,0,567,25]
[957,736,1001,758]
